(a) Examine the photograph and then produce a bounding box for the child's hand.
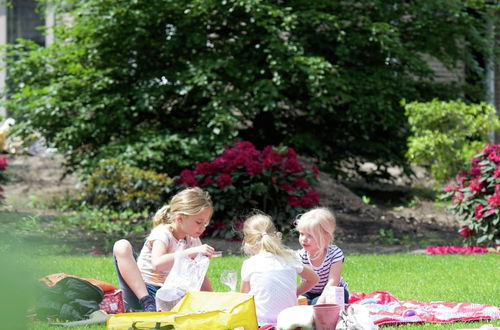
[188,244,215,257]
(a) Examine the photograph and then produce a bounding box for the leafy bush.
[175,141,320,238]
[59,207,151,238]
[83,159,173,212]
[442,144,500,246]
[3,0,494,179]
[405,100,500,184]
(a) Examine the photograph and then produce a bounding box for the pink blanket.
[349,291,500,326]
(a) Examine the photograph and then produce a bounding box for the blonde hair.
[295,207,336,251]
[242,212,294,260]
[152,187,213,227]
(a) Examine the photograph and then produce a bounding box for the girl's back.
[241,252,302,325]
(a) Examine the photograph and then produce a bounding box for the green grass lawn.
[7,252,498,330]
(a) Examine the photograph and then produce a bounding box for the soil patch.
[1,154,460,255]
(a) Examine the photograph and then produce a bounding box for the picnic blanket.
[350,291,500,326]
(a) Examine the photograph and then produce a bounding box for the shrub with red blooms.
[442,144,500,246]
[175,141,320,239]
[0,155,8,203]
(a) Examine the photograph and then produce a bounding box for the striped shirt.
[298,245,348,294]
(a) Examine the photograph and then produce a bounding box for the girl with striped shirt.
[295,207,349,305]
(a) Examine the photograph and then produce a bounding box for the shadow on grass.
[0,210,141,256]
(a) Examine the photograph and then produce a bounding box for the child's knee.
[113,239,132,256]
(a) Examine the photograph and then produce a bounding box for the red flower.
[452,191,464,205]
[200,177,215,187]
[487,193,500,208]
[178,169,198,187]
[444,183,458,193]
[474,204,485,219]
[494,165,500,178]
[286,147,297,158]
[287,196,301,207]
[469,162,481,177]
[246,161,263,176]
[311,165,319,177]
[294,177,310,189]
[284,158,303,173]
[488,150,500,163]
[263,152,283,168]
[468,178,484,193]
[301,189,320,208]
[456,171,467,185]
[0,155,6,171]
[281,182,295,192]
[195,162,219,175]
[458,225,473,238]
[217,173,233,188]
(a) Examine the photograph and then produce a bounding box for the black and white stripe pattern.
[298,245,348,294]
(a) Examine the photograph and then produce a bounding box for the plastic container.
[313,303,341,330]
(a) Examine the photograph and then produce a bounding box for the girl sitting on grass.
[295,207,349,305]
[240,212,319,326]
[113,187,215,312]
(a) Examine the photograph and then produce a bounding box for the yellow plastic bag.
[107,291,258,330]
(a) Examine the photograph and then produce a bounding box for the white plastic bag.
[336,304,378,330]
[155,241,210,311]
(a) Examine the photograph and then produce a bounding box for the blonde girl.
[240,213,319,326]
[295,207,349,305]
[113,187,215,312]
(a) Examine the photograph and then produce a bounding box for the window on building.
[7,0,45,46]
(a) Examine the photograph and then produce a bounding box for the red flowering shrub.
[176,141,320,238]
[442,144,500,246]
[0,155,8,203]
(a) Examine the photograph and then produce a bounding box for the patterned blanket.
[350,291,500,326]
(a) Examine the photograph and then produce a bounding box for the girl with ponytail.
[240,212,318,327]
[113,187,215,312]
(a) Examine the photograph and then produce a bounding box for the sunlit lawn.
[16,252,499,330]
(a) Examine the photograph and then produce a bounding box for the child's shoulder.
[328,244,342,251]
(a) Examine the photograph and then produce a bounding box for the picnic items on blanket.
[155,241,210,311]
[336,304,378,330]
[107,291,258,330]
[313,304,342,330]
[220,269,238,291]
[39,273,124,314]
[324,286,345,307]
[350,291,500,326]
[100,289,125,314]
[276,305,314,330]
[297,295,308,305]
[40,272,117,291]
[35,276,104,321]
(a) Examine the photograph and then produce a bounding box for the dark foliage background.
[2,0,497,180]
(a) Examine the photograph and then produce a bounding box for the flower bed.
[443,144,500,246]
[175,141,320,238]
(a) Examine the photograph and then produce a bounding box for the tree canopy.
[2,0,497,178]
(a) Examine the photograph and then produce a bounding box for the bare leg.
[113,239,149,300]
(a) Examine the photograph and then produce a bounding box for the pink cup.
[313,303,341,330]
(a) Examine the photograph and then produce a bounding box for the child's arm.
[325,261,343,288]
[184,244,215,258]
[150,240,214,272]
[316,261,343,304]
[240,280,250,293]
[297,265,319,296]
